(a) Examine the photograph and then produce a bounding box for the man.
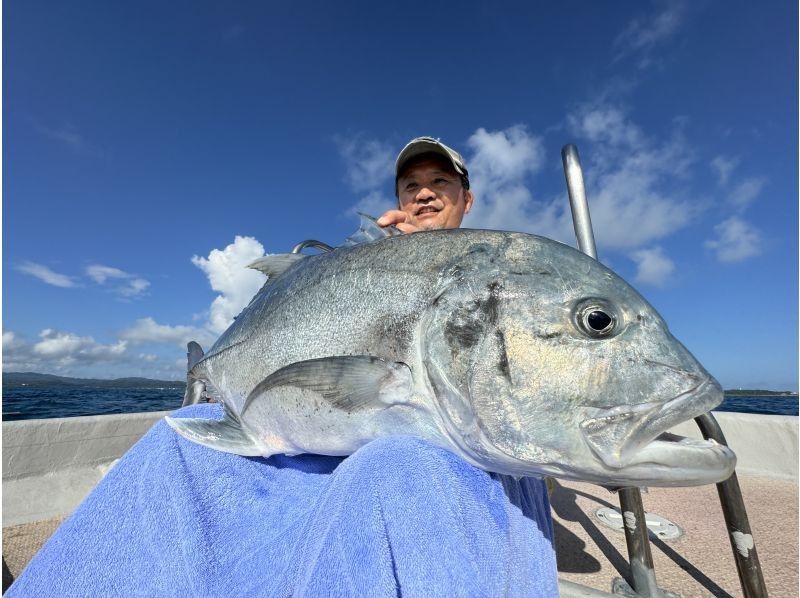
[377,136,474,233]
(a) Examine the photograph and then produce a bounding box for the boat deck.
[3,472,796,596]
[552,474,797,596]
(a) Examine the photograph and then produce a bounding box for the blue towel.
[8,404,558,597]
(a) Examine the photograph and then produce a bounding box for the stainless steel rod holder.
[561,144,598,260]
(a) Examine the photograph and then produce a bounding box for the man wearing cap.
[377,136,474,234]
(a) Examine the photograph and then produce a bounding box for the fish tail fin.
[182,341,207,406]
[187,341,204,370]
[166,403,264,456]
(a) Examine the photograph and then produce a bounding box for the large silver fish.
[168,223,735,487]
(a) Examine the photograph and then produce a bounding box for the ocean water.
[1,387,798,421]
[715,394,798,417]
[2,386,183,421]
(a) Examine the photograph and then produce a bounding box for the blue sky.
[3,1,797,390]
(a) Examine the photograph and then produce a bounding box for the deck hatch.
[594,507,683,540]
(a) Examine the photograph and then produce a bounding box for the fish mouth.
[613,433,737,486]
[578,378,735,485]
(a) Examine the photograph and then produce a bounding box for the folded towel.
[8,404,557,597]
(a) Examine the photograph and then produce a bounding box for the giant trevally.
[167,222,736,487]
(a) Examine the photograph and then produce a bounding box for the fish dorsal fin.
[247,253,307,278]
[344,213,403,247]
[242,355,413,414]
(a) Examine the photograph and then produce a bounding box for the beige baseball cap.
[395,137,469,188]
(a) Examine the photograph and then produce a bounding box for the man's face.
[396,159,474,230]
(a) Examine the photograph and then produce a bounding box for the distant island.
[724,389,797,396]
[3,372,186,389]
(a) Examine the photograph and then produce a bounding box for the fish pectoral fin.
[243,355,413,413]
[247,253,307,278]
[344,213,403,247]
[166,403,263,456]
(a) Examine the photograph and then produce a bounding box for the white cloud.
[118,278,151,297]
[335,135,394,192]
[466,126,545,183]
[86,263,150,298]
[120,317,214,348]
[17,262,79,288]
[462,125,558,236]
[86,264,129,283]
[569,107,642,148]
[3,331,22,351]
[32,329,127,360]
[336,135,396,220]
[442,115,697,253]
[2,328,186,380]
[629,246,675,286]
[710,155,739,186]
[561,104,699,250]
[614,1,687,68]
[191,236,267,334]
[705,217,761,263]
[729,177,766,211]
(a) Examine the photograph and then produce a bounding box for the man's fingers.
[377,210,410,227]
[378,210,423,234]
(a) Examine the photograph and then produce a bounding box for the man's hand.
[377,210,423,234]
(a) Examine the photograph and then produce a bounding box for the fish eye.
[575,300,619,338]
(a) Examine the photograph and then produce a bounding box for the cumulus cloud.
[4,328,128,369]
[120,317,215,348]
[3,331,23,351]
[570,107,642,148]
[614,1,687,68]
[461,125,561,236]
[335,135,394,192]
[32,329,127,359]
[705,217,761,262]
[629,247,675,286]
[467,126,546,183]
[86,263,150,298]
[17,262,79,288]
[540,104,700,252]
[710,155,739,186]
[2,329,186,379]
[191,236,267,334]
[729,177,766,211]
[336,134,396,220]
